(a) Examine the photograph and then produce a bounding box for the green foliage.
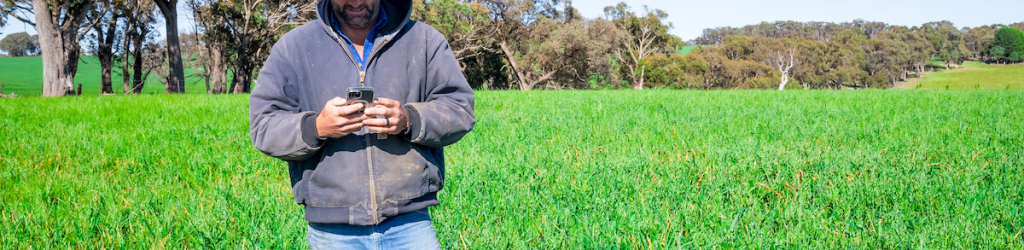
[1010,51,1022,62]
[990,45,1006,62]
[2,91,1023,248]
[990,27,1024,62]
[412,0,505,90]
[638,53,707,88]
[0,32,38,57]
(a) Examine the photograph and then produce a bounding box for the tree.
[0,31,38,56]
[772,49,794,90]
[638,53,707,89]
[119,0,158,94]
[920,21,967,69]
[484,0,592,90]
[84,0,124,95]
[187,0,229,93]
[990,45,1005,64]
[412,0,508,89]
[2,0,104,96]
[1009,51,1021,63]
[153,0,185,93]
[964,25,998,60]
[604,2,679,89]
[989,27,1024,63]
[412,0,494,71]
[197,0,315,94]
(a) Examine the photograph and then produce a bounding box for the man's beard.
[338,4,378,28]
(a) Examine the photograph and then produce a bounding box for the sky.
[2,0,1024,44]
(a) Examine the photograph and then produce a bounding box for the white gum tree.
[774,49,794,90]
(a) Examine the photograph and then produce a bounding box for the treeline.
[3,0,1024,95]
[684,20,1024,89]
[415,1,1024,90]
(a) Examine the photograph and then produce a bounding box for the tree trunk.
[34,0,88,97]
[209,47,227,94]
[122,31,132,94]
[94,15,119,95]
[497,41,553,90]
[229,33,253,94]
[131,33,145,94]
[155,0,186,93]
[634,65,644,90]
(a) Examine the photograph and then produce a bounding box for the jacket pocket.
[306,136,370,208]
[374,137,443,203]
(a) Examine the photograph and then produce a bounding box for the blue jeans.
[307,208,442,250]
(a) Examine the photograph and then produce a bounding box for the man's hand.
[364,97,408,135]
[316,97,368,138]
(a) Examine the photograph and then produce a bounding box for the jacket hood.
[316,0,413,36]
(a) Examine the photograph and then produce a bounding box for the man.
[248,0,476,248]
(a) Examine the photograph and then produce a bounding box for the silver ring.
[385,118,390,127]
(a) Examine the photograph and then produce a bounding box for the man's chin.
[341,15,374,28]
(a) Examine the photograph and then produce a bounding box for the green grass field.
[1,90,1022,248]
[907,62,1024,90]
[0,56,213,96]
[676,46,697,56]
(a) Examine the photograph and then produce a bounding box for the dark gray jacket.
[249,0,475,225]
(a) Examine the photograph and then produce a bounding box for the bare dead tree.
[615,18,656,90]
[774,49,794,90]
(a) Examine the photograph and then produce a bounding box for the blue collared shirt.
[329,5,388,71]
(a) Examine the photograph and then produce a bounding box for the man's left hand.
[364,97,409,135]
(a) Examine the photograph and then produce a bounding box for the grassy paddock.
[1,90,1023,248]
[905,62,1024,90]
[0,56,214,96]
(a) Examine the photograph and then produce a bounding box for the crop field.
[1,90,1023,248]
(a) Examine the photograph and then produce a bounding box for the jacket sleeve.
[402,28,477,148]
[250,39,325,161]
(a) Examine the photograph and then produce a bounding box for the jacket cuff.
[301,112,326,147]
[402,104,422,141]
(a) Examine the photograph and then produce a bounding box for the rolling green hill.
[676,46,697,56]
[908,62,1024,90]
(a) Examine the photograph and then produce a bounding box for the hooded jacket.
[249,0,475,225]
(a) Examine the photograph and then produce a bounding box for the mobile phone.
[346,87,374,113]
[346,87,387,139]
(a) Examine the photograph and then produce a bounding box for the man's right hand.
[316,97,367,138]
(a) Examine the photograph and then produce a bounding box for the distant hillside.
[677,46,697,56]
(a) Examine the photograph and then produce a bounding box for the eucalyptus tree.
[412,0,493,71]
[603,2,679,89]
[153,0,185,93]
[119,0,157,94]
[192,0,315,94]
[0,31,37,56]
[482,0,592,90]
[84,0,126,94]
[1,0,104,96]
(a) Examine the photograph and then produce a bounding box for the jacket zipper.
[324,14,404,224]
[338,35,390,224]
[363,39,390,224]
